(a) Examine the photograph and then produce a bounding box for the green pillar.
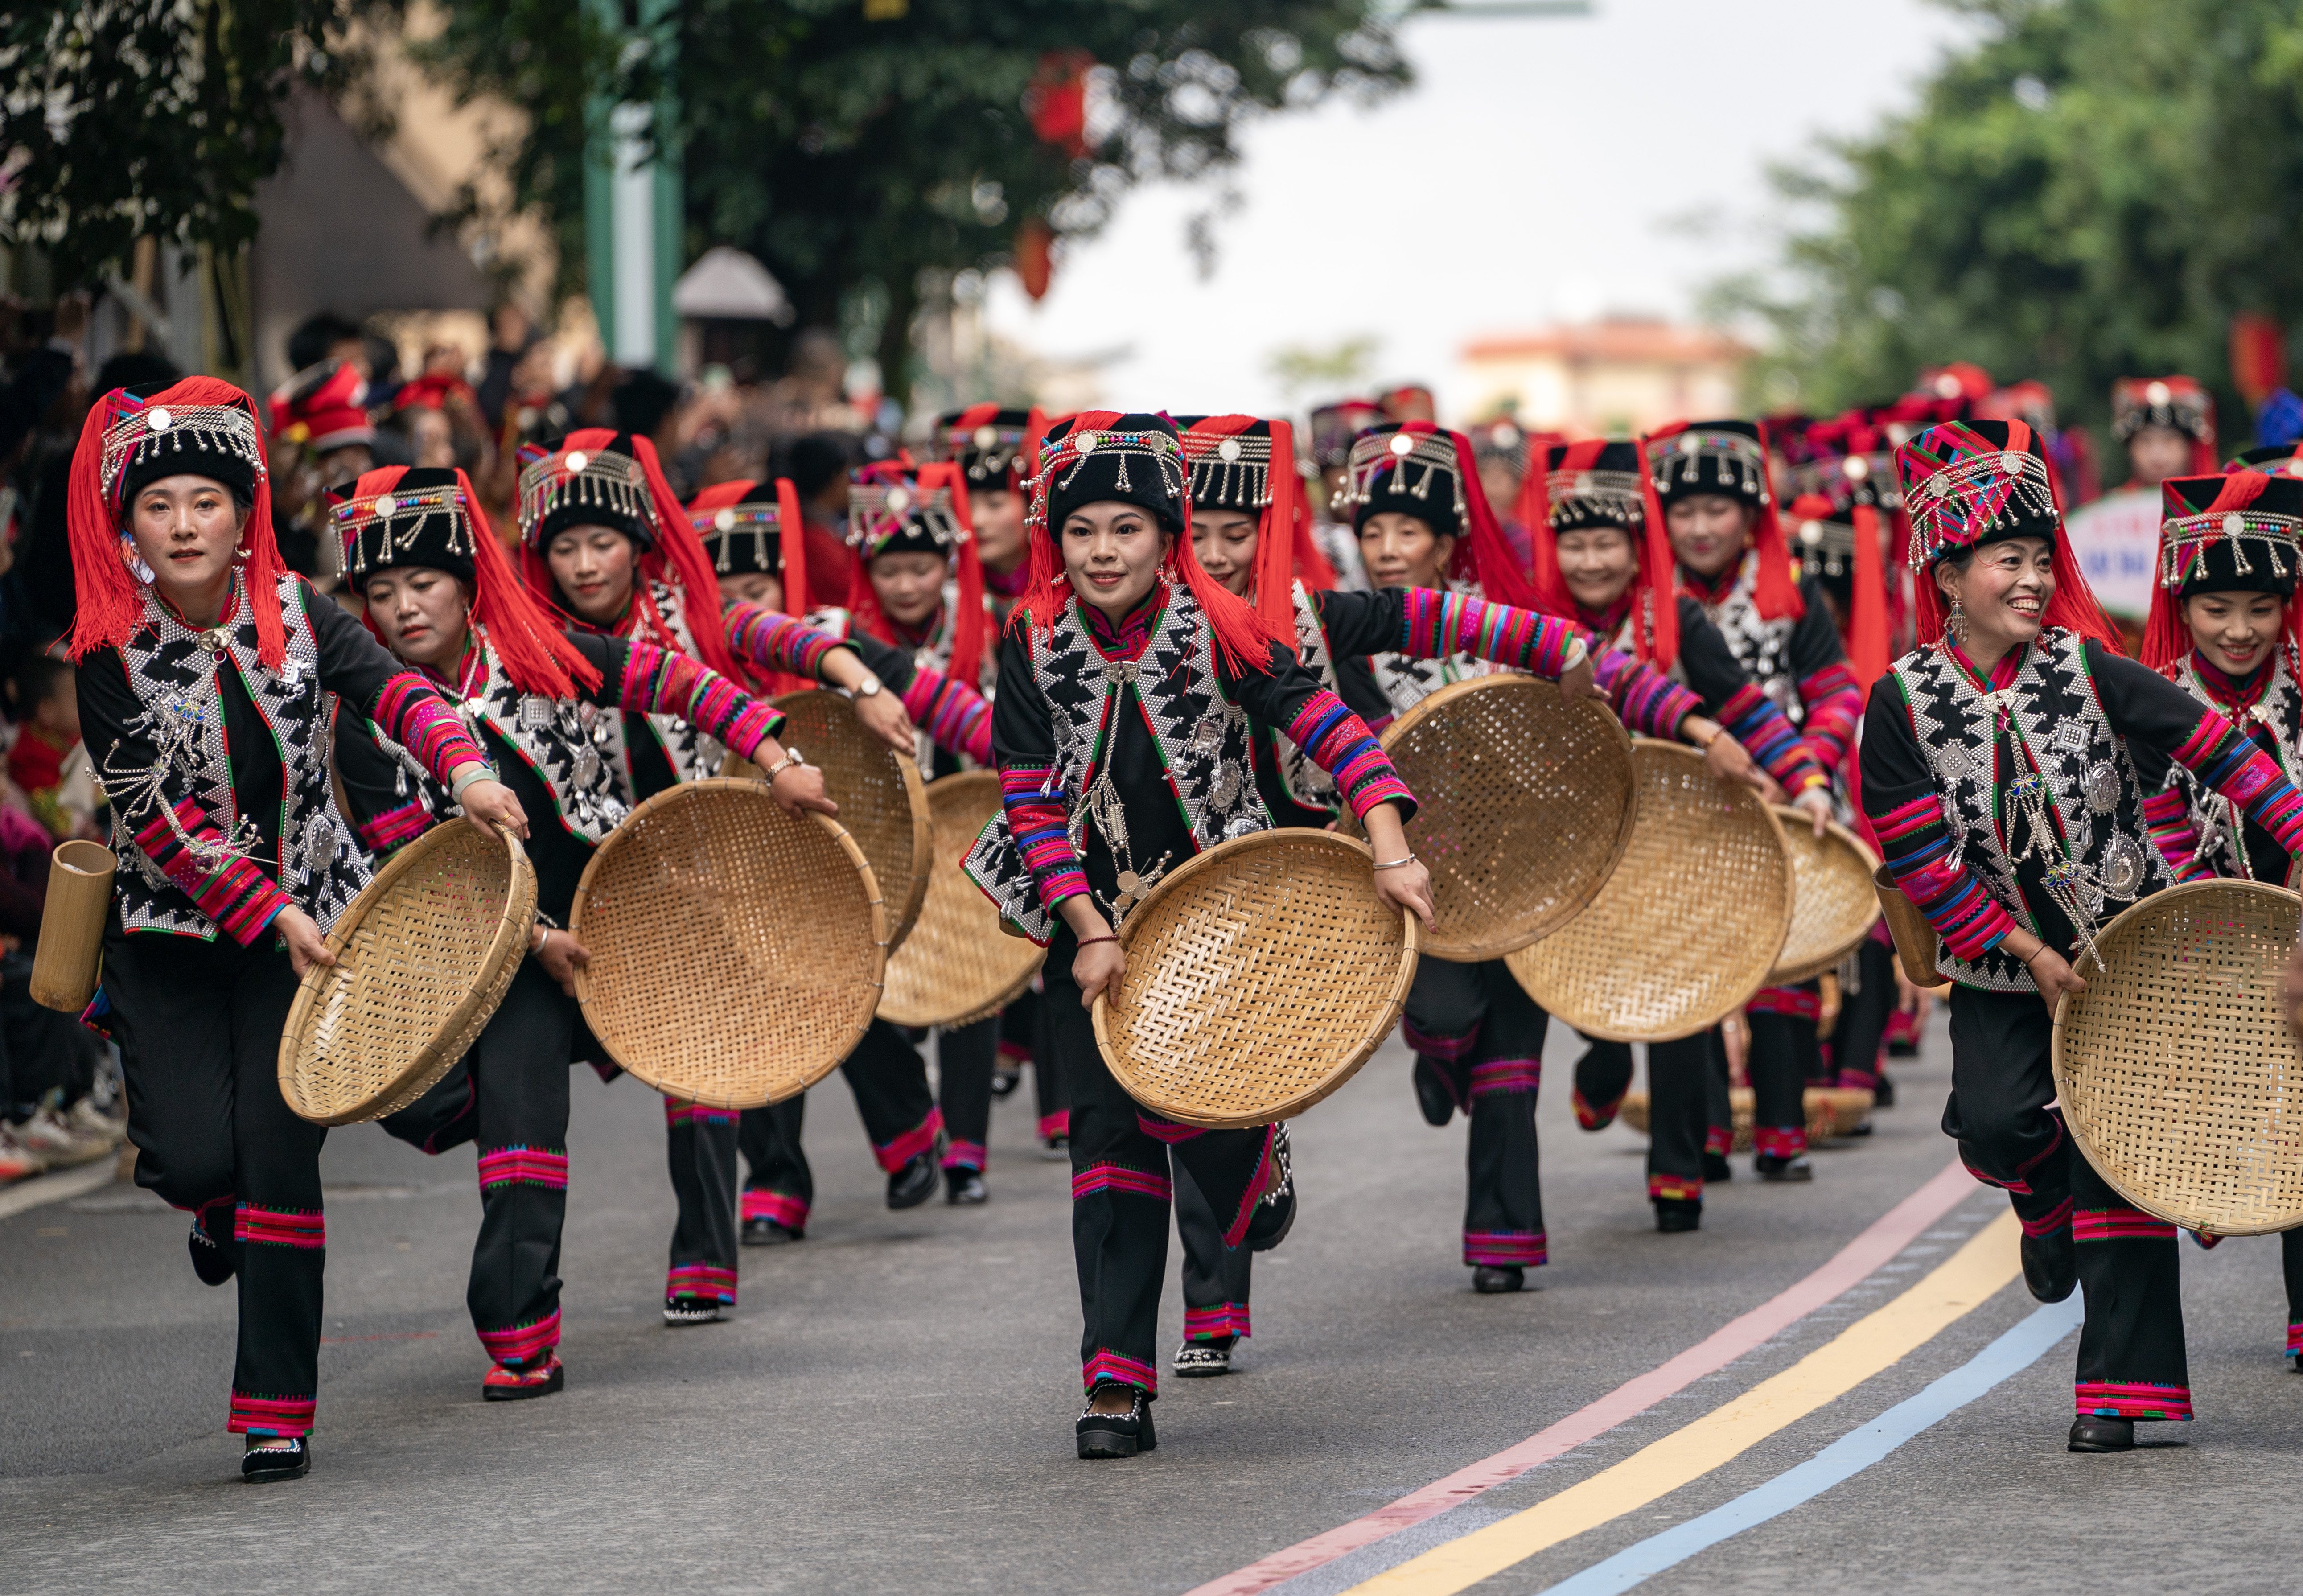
[584,0,681,373]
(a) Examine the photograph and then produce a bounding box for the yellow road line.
[1343,1210,2021,1596]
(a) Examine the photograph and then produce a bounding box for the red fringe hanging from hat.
[350,465,599,699]
[1633,439,1682,671]
[1748,422,1805,622]
[1847,503,1892,688]
[2139,470,2299,670]
[68,377,288,668]
[1907,524,2126,661]
[776,477,811,618]
[1523,437,1678,668]
[1275,421,1337,594]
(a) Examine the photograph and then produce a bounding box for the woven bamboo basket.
[2051,880,2303,1237]
[1616,1085,1870,1149]
[879,771,1045,1028]
[30,840,115,1013]
[277,822,536,1126]
[572,779,885,1110]
[1507,738,1792,1042]
[1370,675,1636,962]
[1873,865,1949,988]
[1765,809,1882,987]
[1091,830,1418,1130]
[771,689,931,951]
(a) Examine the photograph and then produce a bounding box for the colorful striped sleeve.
[901,664,994,765]
[1869,791,2019,961]
[133,798,294,946]
[2139,784,2210,883]
[1397,588,1582,679]
[354,798,436,858]
[999,765,1086,911]
[1593,646,1701,739]
[2169,709,2303,855]
[1284,689,1415,822]
[724,602,847,681]
[617,640,785,763]
[370,672,491,786]
[1718,684,1827,796]
[1797,662,1863,772]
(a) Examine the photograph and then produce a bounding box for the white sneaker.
[16,1107,109,1167]
[65,1096,127,1148]
[0,1126,47,1182]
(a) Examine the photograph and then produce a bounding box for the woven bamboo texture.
[572,779,885,1110]
[1872,865,1948,987]
[1765,810,1882,987]
[30,840,115,1013]
[1374,675,1637,961]
[1507,738,1792,1042]
[1617,1085,1870,1149]
[2051,880,2303,1237]
[879,771,1045,1028]
[277,823,536,1127]
[1091,830,1418,1130]
[772,690,931,950]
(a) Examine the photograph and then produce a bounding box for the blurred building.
[1457,317,1749,436]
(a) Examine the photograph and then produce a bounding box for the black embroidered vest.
[1892,628,2172,991]
[1697,553,1799,722]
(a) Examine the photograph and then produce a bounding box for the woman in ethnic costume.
[1859,419,2303,1452]
[1648,420,1859,1181]
[70,379,526,1481]
[964,411,1432,1458]
[331,465,820,1398]
[2138,467,2303,1371]
[680,472,1002,1238]
[514,432,938,1321]
[1517,437,1830,1229]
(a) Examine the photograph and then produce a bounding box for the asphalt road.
[2,1002,2296,1596]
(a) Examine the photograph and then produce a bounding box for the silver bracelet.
[1372,854,1417,871]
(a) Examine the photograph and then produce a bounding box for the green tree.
[0,0,388,283]
[418,0,1410,392]
[1728,0,2303,434]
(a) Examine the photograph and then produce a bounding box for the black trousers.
[1648,1031,1718,1205]
[728,1018,943,1235]
[1949,984,2190,1419]
[2286,1231,2303,1359]
[1021,986,1069,1141]
[105,929,325,1437]
[379,959,574,1366]
[1704,1030,1734,1160]
[1048,957,1273,1397]
[1830,938,1896,1091]
[1744,1003,1816,1159]
[937,1016,998,1172]
[1176,1160,1253,1343]
[1402,958,1549,1267]
[665,1099,741,1305]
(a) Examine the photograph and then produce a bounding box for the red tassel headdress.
[845,460,988,687]
[1644,418,1803,622]
[2140,470,2303,670]
[1524,437,1682,670]
[67,377,287,666]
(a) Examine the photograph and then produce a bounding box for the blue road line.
[1537,1298,2085,1596]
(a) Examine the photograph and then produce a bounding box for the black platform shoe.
[1413,1056,1457,1127]
[1246,1126,1295,1252]
[1173,1337,1235,1378]
[1703,1151,1733,1184]
[741,1217,802,1246]
[242,1436,311,1482]
[189,1220,239,1287]
[663,1295,723,1325]
[1872,1074,1896,1108]
[990,1065,1022,1100]
[1076,1383,1157,1459]
[1473,1264,1524,1294]
[1756,1154,1814,1183]
[2021,1226,2077,1304]
[1654,1199,1702,1234]
[887,1149,940,1209]
[2067,1415,2135,1452]
[482,1353,565,1402]
[1040,1132,1069,1161]
[945,1167,988,1205]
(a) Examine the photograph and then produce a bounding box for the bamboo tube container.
[31,841,116,1013]
[1871,864,1947,990]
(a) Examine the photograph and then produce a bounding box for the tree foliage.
[1731,0,2303,432]
[419,0,1411,387]
[0,0,388,282]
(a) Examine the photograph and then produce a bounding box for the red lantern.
[1015,218,1053,302]
[1024,50,1093,160]
[2230,312,2287,407]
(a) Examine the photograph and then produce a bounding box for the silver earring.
[1947,595,1969,643]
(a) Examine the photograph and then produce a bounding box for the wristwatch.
[854,674,884,698]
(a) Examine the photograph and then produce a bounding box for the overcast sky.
[978,0,1983,419]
